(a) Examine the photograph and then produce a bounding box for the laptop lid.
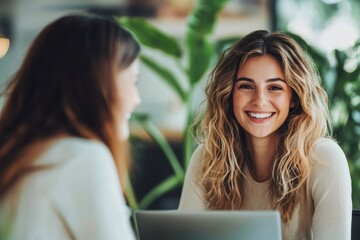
[134,210,282,240]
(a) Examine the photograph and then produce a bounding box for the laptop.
[134,210,282,240]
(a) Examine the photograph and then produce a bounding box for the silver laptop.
[134,210,282,240]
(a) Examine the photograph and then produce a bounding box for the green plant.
[288,32,360,207]
[328,41,360,208]
[117,0,231,209]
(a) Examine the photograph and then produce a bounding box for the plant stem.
[126,175,139,210]
[139,175,182,209]
[184,85,197,168]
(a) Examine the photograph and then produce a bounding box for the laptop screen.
[134,210,282,240]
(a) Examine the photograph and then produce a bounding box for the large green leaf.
[185,0,229,84]
[141,55,187,102]
[334,49,348,98]
[116,17,182,58]
[187,37,215,84]
[355,38,360,48]
[186,0,229,37]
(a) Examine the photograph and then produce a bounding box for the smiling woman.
[178,30,352,240]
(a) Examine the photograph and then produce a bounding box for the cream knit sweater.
[179,138,352,240]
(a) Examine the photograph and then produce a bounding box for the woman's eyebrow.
[267,78,286,83]
[235,77,254,83]
[235,77,285,83]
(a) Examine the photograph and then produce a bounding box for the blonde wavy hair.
[195,30,331,222]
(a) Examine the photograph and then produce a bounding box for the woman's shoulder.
[313,137,346,163]
[194,143,206,155]
[51,137,108,150]
[192,143,206,161]
[310,137,349,179]
[186,144,206,170]
[308,140,352,206]
[35,137,112,166]
[41,137,118,191]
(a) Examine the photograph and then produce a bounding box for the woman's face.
[116,58,141,140]
[232,54,294,142]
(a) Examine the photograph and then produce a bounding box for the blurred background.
[0,0,359,210]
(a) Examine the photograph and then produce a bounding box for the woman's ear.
[289,99,298,115]
[290,100,296,108]
[290,94,298,109]
[290,90,297,109]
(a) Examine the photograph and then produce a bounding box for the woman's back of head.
[2,13,139,137]
[0,13,140,198]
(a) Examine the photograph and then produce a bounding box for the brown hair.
[0,13,140,199]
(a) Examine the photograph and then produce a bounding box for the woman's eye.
[238,84,253,90]
[268,86,282,91]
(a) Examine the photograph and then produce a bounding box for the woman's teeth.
[248,112,273,119]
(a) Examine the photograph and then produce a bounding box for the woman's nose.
[251,90,267,108]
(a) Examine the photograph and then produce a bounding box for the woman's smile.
[246,111,276,124]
